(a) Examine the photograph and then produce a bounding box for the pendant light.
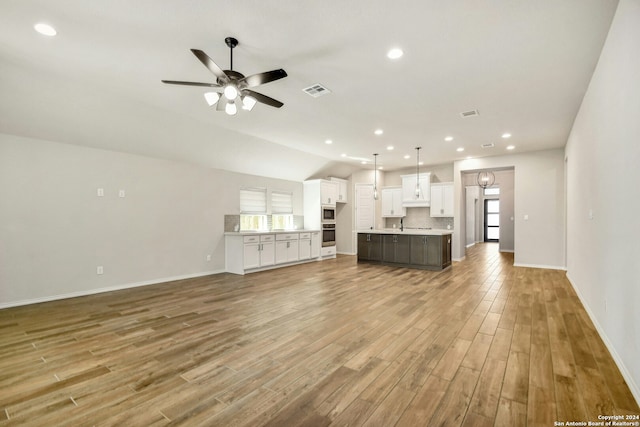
[476,171,495,189]
[373,153,379,200]
[415,147,422,199]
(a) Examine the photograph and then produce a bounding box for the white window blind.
[271,191,293,214]
[240,188,267,214]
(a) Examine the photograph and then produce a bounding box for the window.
[240,188,267,231]
[271,191,294,230]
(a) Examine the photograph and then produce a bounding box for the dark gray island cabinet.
[357,230,452,270]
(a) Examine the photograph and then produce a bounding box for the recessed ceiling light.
[361,161,367,165]
[456,147,465,152]
[506,145,515,150]
[387,48,403,60]
[502,133,512,139]
[386,145,394,151]
[340,153,347,157]
[374,129,384,135]
[378,166,384,170]
[325,139,333,145]
[34,23,57,36]
[418,161,424,166]
[403,155,411,159]
[466,156,473,159]
[444,136,454,142]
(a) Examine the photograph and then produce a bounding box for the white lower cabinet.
[242,235,274,269]
[275,233,299,264]
[226,231,321,275]
[311,231,320,259]
[259,235,275,266]
[299,233,311,260]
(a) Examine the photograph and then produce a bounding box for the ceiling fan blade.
[161,80,222,88]
[191,49,229,82]
[243,90,284,108]
[240,69,287,88]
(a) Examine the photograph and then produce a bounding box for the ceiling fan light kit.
[162,36,287,115]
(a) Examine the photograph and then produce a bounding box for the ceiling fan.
[162,37,287,115]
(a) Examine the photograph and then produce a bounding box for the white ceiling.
[0,0,619,181]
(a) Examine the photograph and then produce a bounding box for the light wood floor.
[1,244,638,426]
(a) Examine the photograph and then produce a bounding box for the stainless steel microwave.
[322,206,336,222]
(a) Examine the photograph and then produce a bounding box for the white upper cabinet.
[430,182,454,217]
[330,177,348,203]
[381,187,406,217]
[320,180,339,206]
[401,173,431,207]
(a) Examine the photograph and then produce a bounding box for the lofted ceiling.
[0,0,619,181]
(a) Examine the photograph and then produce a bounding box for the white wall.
[0,133,303,307]
[565,0,640,403]
[453,149,565,268]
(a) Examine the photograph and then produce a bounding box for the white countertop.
[357,228,453,236]
[224,229,320,236]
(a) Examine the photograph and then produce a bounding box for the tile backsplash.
[384,207,454,230]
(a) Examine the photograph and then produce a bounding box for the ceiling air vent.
[303,83,331,98]
[481,143,495,148]
[460,109,479,118]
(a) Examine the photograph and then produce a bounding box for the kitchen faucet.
[400,217,404,231]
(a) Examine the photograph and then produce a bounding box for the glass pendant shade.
[204,92,220,106]
[225,101,237,115]
[223,84,238,100]
[242,95,257,111]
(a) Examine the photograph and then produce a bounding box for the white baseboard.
[513,262,566,271]
[453,256,465,262]
[565,273,640,406]
[466,242,475,248]
[499,249,515,253]
[0,269,225,310]
[337,251,357,256]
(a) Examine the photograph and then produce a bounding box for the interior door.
[484,199,500,242]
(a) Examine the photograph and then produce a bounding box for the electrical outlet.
[119,190,125,198]
[97,188,104,197]
[206,254,211,261]
[97,266,104,275]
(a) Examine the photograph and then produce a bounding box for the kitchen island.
[357,229,452,270]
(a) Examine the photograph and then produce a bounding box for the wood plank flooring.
[1,243,638,426]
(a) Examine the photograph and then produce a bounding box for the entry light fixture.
[373,153,379,200]
[476,171,496,189]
